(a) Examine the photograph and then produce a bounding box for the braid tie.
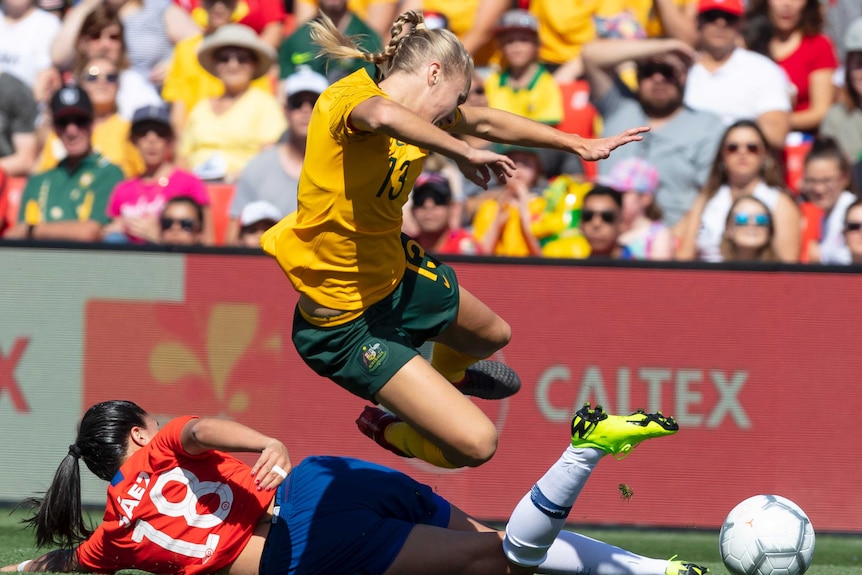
[68,444,82,459]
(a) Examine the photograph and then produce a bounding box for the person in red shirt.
[5,400,708,575]
[744,0,838,135]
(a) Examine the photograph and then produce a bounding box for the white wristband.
[17,560,32,572]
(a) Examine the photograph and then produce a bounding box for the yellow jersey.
[262,70,432,312]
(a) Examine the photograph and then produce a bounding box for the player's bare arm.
[454,105,649,161]
[2,548,82,573]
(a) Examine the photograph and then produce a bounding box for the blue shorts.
[259,456,451,575]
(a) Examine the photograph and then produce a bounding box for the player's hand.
[457,147,516,189]
[251,438,291,492]
[578,126,650,162]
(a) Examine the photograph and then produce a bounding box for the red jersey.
[76,416,274,575]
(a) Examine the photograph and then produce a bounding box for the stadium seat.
[798,201,823,263]
[555,80,599,181]
[1,176,26,235]
[784,132,814,198]
[206,182,236,246]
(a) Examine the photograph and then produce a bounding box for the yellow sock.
[430,343,482,383]
[383,422,460,469]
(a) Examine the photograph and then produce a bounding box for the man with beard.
[583,38,724,226]
[683,0,791,151]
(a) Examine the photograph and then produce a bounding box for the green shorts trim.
[292,235,460,401]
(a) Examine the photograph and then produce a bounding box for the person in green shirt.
[278,0,382,83]
[5,85,123,242]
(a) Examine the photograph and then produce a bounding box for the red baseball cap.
[697,0,744,16]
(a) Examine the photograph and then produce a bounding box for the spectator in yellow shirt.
[161,0,274,134]
[178,24,285,182]
[484,10,563,126]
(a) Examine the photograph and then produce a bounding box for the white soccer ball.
[719,494,815,575]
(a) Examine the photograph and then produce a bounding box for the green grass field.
[1,508,859,574]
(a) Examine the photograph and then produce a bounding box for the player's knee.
[495,320,512,349]
[453,422,498,466]
[482,318,511,356]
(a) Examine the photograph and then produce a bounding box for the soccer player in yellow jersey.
[262,10,649,469]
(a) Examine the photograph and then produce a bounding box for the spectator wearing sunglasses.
[158,195,205,245]
[50,0,199,94]
[407,172,481,255]
[227,67,327,245]
[54,7,163,122]
[676,119,800,262]
[179,24,286,182]
[842,198,862,264]
[798,137,857,265]
[161,0,275,135]
[683,0,792,151]
[103,105,212,244]
[39,56,144,178]
[4,85,123,242]
[579,185,628,259]
[582,37,724,227]
[719,194,777,261]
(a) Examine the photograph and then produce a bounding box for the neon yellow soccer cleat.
[570,403,679,459]
[665,559,710,575]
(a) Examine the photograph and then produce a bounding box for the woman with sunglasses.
[675,119,800,262]
[103,105,212,244]
[157,195,205,245]
[179,23,286,182]
[3,399,706,575]
[719,195,777,261]
[38,55,144,178]
[262,11,647,471]
[59,6,163,121]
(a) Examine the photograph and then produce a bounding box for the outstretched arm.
[350,96,518,189]
[2,549,82,573]
[181,418,291,492]
[455,105,649,162]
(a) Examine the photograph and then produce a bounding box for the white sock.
[503,446,604,567]
[536,530,669,575]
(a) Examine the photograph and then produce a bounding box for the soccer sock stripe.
[529,484,572,519]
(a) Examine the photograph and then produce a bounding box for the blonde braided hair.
[309,10,472,81]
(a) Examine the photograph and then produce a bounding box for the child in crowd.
[598,157,674,260]
[236,200,282,248]
[104,105,211,244]
[720,195,777,261]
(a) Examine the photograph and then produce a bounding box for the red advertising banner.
[82,255,862,533]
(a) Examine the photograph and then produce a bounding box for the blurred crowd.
[0,0,861,264]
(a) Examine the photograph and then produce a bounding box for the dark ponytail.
[24,400,148,548]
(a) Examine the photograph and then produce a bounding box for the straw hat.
[197,23,275,80]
